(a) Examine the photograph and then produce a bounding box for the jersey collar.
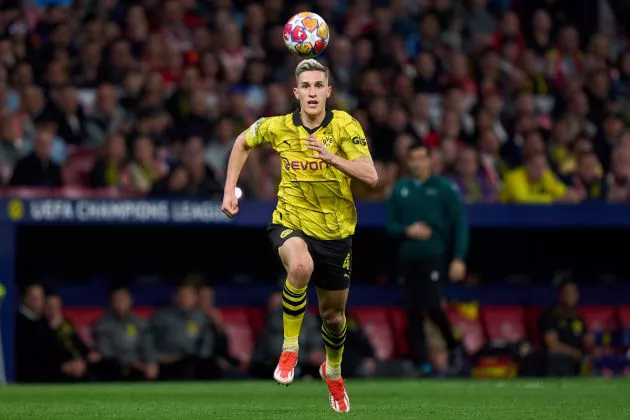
[292,108,334,135]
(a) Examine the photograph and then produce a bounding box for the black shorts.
[266,224,352,291]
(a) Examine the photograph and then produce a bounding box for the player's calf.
[321,308,347,380]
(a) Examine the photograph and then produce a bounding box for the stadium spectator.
[149,165,190,198]
[124,136,167,193]
[604,145,630,202]
[9,122,63,188]
[44,294,101,379]
[149,282,213,380]
[84,84,128,148]
[563,151,605,201]
[449,146,497,202]
[182,136,222,197]
[88,133,130,189]
[41,84,87,146]
[204,116,235,178]
[15,284,84,382]
[93,287,158,381]
[539,281,595,377]
[250,291,324,379]
[501,152,576,203]
[0,114,29,180]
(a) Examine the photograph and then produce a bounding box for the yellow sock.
[282,280,307,351]
[322,315,347,379]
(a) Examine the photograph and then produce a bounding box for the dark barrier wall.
[3,198,630,382]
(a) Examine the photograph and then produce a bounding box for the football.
[283,12,330,58]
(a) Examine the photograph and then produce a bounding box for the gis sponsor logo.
[351,136,367,147]
[283,158,329,171]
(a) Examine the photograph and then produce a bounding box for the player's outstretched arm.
[306,137,378,187]
[222,131,250,218]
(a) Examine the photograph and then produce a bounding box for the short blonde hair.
[295,59,330,84]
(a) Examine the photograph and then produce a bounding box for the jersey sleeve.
[340,117,372,161]
[245,117,274,149]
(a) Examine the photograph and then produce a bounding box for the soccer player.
[221,59,377,413]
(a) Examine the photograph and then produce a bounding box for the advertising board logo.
[7,199,24,221]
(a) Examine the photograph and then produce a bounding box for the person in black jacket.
[10,122,63,187]
[15,284,84,382]
[44,293,101,380]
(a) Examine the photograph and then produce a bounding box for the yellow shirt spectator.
[501,155,568,204]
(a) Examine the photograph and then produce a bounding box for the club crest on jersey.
[322,136,335,147]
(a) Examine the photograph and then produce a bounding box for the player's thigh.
[311,238,352,325]
[279,237,314,276]
[310,237,352,290]
[267,224,314,281]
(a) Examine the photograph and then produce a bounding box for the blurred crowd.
[16,279,416,382]
[0,0,629,203]
[17,277,630,381]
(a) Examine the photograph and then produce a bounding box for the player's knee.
[321,309,345,330]
[288,258,313,285]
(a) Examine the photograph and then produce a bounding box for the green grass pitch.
[1,379,629,419]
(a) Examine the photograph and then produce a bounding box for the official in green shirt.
[386,144,469,375]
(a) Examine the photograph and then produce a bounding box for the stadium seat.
[62,148,98,187]
[133,306,154,320]
[247,307,267,340]
[579,305,617,333]
[219,307,255,365]
[617,306,630,348]
[617,306,630,329]
[389,307,409,357]
[446,304,486,355]
[350,307,395,360]
[525,306,545,348]
[63,308,104,347]
[481,306,526,344]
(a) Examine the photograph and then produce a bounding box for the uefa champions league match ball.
[283,12,330,58]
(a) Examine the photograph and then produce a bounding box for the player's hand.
[449,259,466,282]
[221,191,239,218]
[405,222,432,240]
[306,136,336,164]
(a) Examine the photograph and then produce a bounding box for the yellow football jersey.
[246,109,372,240]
